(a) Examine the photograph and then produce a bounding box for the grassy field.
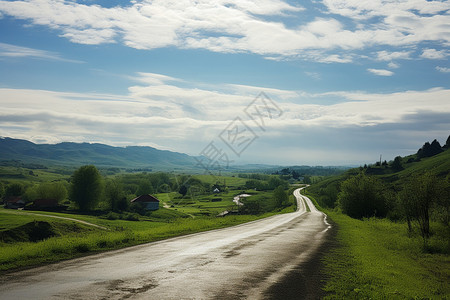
[318,208,450,299]
[0,201,296,273]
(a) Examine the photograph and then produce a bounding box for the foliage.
[391,155,403,171]
[105,179,127,212]
[4,182,25,198]
[0,182,4,199]
[273,186,288,208]
[24,182,68,202]
[398,172,449,239]
[417,139,443,158]
[70,165,103,211]
[337,173,387,219]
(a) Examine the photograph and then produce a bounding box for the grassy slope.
[322,210,449,299]
[305,150,450,298]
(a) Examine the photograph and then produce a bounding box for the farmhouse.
[4,196,25,209]
[33,198,58,209]
[130,194,160,211]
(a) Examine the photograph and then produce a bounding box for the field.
[304,194,450,299]
[0,205,297,273]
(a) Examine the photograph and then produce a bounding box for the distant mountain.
[0,137,197,169]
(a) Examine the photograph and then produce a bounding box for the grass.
[322,210,450,299]
[0,202,295,273]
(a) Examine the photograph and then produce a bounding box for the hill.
[308,139,450,208]
[0,137,196,170]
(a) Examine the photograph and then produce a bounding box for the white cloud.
[0,0,449,60]
[421,48,448,60]
[436,66,450,73]
[1,72,449,164]
[388,62,400,69]
[0,42,83,63]
[367,68,394,76]
[376,50,411,61]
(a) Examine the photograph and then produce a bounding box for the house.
[130,194,160,211]
[4,196,25,209]
[213,188,220,193]
[33,199,59,209]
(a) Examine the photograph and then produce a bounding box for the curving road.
[0,187,331,299]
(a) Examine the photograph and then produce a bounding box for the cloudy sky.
[0,0,449,166]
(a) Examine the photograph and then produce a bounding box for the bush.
[338,173,388,219]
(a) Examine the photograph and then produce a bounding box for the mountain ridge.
[0,137,196,169]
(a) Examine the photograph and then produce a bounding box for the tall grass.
[322,210,450,299]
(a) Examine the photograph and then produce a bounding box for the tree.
[417,139,443,158]
[444,135,450,149]
[136,180,153,195]
[70,165,103,211]
[24,182,68,202]
[179,185,188,197]
[105,179,127,212]
[391,156,403,171]
[5,182,25,198]
[273,186,288,208]
[0,182,4,200]
[338,173,387,219]
[399,172,447,239]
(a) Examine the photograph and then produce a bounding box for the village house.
[130,194,160,211]
[4,196,25,209]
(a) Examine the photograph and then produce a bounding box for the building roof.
[5,196,24,203]
[33,199,58,207]
[130,194,160,203]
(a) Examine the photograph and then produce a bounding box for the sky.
[0,0,449,166]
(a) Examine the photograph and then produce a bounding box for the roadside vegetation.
[0,164,299,273]
[306,135,450,298]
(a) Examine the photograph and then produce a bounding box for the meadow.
[305,194,450,299]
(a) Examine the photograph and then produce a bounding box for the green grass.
[0,202,295,273]
[322,210,450,299]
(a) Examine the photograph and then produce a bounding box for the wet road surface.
[0,188,331,299]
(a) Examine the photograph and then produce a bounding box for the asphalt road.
[0,187,331,300]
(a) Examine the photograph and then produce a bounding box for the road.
[0,187,331,300]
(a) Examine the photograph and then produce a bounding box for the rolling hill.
[0,137,197,169]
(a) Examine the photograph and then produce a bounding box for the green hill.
[0,137,196,170]
[308,143,450,208]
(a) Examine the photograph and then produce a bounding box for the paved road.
[0,188,331,299]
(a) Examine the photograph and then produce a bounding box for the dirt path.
[1,210,108,230]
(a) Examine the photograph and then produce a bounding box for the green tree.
[36,182,67,201]
[0,182,5,199]
[391,156,403,171]
[179,185,188,197]
[105,179,127,212]
[70,165,103,211]
[399,172,448,238]
[5,182,25,198]
[273,185,288,208]
[338,173,387,219]
[136,180,153,195]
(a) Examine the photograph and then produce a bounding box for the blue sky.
[0,0,449,166]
